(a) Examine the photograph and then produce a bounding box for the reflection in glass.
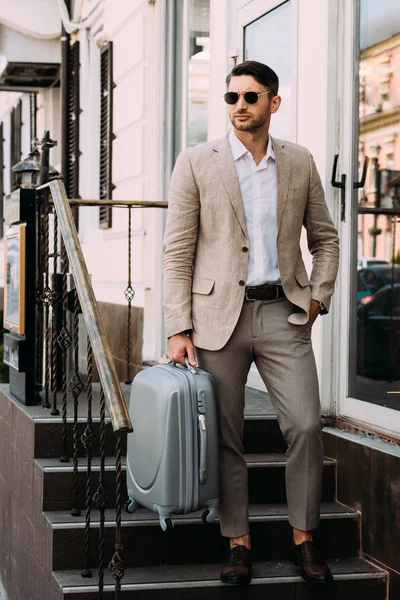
[187,0,210,147]
[244,1,292,140]
[352,0,400,408]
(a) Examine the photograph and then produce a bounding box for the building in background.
[358,31,400,263]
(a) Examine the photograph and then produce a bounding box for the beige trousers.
[196,297,323,538]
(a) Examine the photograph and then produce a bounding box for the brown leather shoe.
[220,545,252,585]
[292,540,333,584]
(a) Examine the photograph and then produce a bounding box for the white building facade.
[0,0,399,438]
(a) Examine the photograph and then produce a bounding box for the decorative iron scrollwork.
[93,484,111,512]
[41,286,58,306]
[109,550,125,582]
[57,326,72,351]
[68,372,84,398]
[81,425,98,451]
[124,285,135,302]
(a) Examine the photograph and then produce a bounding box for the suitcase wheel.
[202,508,217,524]
[160,517,174,532]
[125,499,138,514]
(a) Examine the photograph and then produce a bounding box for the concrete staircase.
[0,385,387,599]
[44,395,387,599]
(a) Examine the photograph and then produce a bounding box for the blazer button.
[239,280,245,286]
[242,247,248,253]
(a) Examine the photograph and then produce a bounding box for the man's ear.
[270,95,282,114]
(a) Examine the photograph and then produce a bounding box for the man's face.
[227,75,280,133]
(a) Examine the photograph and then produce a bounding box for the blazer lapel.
[271,136,291,233]
[212,136,248,238]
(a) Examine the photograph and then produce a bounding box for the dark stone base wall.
[323,429,400,598]
[0,388,60,600]
[95,302,144,382]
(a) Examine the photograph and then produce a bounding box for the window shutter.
[99,42,114,229]
[66,41,80,200]
[30,93,37,150]
[0,123,4,239]
[10,99,22,190]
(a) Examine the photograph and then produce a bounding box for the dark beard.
[230,109,270,133]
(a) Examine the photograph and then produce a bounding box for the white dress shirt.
[228,130,280,286]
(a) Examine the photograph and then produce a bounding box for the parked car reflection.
[357,257,388,269]
[357,265,400,305]
[357,284,400,380]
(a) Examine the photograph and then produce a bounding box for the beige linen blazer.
[163,134,339,351]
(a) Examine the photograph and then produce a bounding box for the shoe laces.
[300,541,325,565]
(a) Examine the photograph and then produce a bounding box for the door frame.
[336,0,400,437]
[235,0,299,391]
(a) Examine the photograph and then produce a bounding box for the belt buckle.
[245,287,254,302]
[273,285,279,300]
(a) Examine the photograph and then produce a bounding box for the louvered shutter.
[66,41,80,200]
[0,123,4,239]
[99,42,114,229]
[30,93,37,150]
[10,100,22,190]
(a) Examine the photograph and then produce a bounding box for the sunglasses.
[224,90,271,105]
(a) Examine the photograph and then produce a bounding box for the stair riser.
[52,516,360,570]
[42,464,335,511]
[243,419,287,454]
[35,423,127,459]
[42,470,128,512]
[248,464,335,504]
[62,577,387,600]
[35,418,284,460]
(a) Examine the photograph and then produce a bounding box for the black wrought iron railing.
[31,137,167,598]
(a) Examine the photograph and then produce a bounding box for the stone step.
[45,501,360,570]
[33,414,285,460]
[53,557,387,599]
[34,420,127,459]
[38,454,336,511]
[243,415,287,454]
[32,386,285,459]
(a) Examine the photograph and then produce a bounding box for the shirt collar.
[228,129,275,163]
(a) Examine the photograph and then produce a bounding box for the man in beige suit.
[163,61,339,586]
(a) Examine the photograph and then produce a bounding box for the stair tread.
[30,385,274,423]
[245,453,335,466]
[37,453,334,471]
[36,456,127,471]
[53,557,386,591]
[44,501,356,528]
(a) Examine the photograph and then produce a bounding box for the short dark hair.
[226,61,279,96]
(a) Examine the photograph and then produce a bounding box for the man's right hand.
[168,333,197,367]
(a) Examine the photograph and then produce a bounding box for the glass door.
[338,0,400,434]
[237,0,295,390]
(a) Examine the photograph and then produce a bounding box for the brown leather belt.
[245,284,286,302]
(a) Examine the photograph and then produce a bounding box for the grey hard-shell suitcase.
[125,359,219,531]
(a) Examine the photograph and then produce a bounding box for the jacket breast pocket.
[192,277,215,295]
[294,270,311,287]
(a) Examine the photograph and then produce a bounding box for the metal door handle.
[331,154,347,222]
[354,156,369,189]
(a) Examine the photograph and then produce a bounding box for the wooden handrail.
[40,180,133,434]
[48,198,168,208]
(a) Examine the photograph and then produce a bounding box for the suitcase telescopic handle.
[198,414,207,483]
